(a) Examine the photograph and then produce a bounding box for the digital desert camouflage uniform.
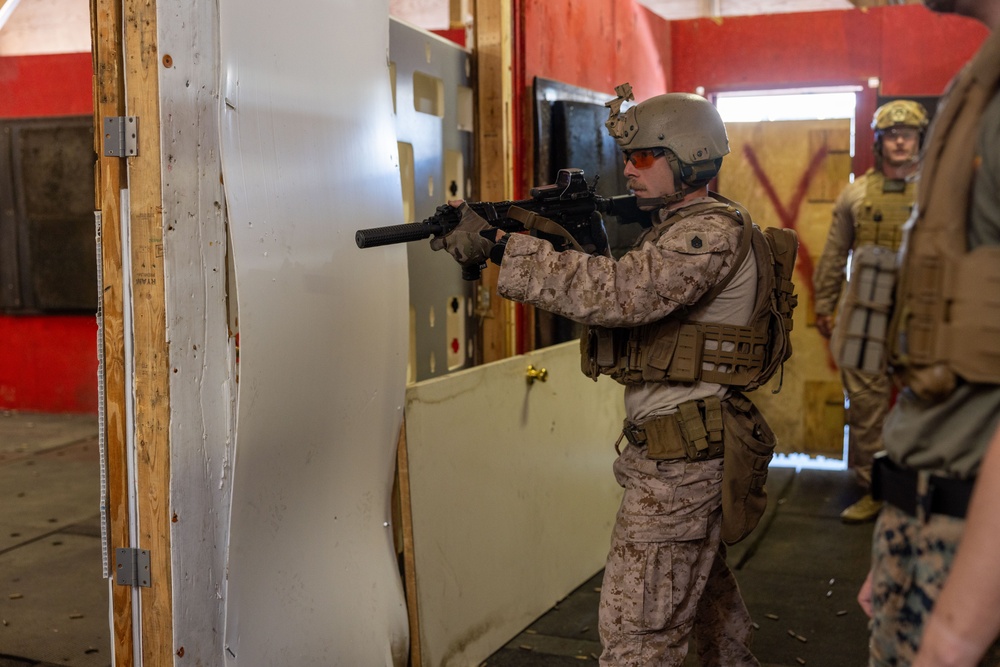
[498,201,760,666]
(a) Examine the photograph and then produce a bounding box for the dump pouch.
[833,244,898,375]
[720,393,777,545]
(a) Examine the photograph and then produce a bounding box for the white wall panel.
[218,0,409,664]
[158,0,231,661]
[405,341,625,667]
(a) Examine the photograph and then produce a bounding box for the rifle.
[355,168,651,280]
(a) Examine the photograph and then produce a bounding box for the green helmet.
[605,83,729,186]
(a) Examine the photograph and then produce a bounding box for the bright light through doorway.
[715,91,857,122]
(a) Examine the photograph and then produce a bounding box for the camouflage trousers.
[598,444,758,666]
[842,365,893,488]
[870,503,1000,666]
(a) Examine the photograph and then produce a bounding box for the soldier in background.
[813,100,928,524]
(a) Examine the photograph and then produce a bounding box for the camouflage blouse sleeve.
[813,177,863,316]
[496,211,741,329]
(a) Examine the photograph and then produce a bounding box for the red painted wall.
[520,0,671,100]
[517,0,672,194]
[670,6,986,171]
[671,5,986,179]
[0,53,93,117]
[514,0,673,350]
[1,52,98,414]
[671,6,986,95]
[516,4,988,184]
[0,316,99,413]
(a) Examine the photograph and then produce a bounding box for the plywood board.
[219,1,410,664]
[405,341,625,667]
[803,380,846,457]
[720,119,850,454]
[90,0,130,657]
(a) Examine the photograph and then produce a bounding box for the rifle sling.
[506,206,585,253]
[686,193,753,305]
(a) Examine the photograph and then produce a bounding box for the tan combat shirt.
[813,174,868,316]
[497,197,758,423]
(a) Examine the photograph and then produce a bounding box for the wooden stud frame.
[90,0,132,661]
[473,0,517,363]
[92,0,173,661]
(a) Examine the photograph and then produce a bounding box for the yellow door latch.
[526,365,548,384]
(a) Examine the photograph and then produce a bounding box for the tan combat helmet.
[605,83,730,190]
[872,99,930,134]
[872,99,929,167]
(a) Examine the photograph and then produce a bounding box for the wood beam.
[397,418,422,667]
[120,0,173,660]
[473,0,516,362]
[449,0,469,29]
[90,0,132,660]
[94,0,174,659]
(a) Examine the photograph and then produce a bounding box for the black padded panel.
[532,78,647,346]
[3,117,97,312]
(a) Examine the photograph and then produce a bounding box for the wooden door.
[719,119,851,458]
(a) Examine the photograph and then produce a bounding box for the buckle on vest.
[621,420,646,448]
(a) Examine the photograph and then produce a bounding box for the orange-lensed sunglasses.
[622,148,666,169]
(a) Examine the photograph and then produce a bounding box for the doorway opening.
[716,87,860,178]
[714,87,864,472]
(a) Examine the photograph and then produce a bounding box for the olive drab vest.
[856,169,916,251]
[581,195,799,392]
[889,27,1000,391]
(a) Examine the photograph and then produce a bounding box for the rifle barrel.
[355,222,443,248]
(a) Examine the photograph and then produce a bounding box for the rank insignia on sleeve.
[681,231,713,253]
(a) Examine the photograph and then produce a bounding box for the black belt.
[871,453,975,520]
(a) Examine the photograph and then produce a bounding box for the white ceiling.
[0,0,89,55]
[0,0,922,57]
[635,0,916,20]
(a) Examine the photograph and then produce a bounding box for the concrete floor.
[0,410,876,667]
[0,411,109,667]
[486,468,875,667]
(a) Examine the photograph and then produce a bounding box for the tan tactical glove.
[429,202,495,266]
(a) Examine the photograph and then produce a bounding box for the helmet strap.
[635,193,686,209]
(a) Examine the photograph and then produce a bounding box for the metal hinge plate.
[103,116,139,157]
[115,548,151,587]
